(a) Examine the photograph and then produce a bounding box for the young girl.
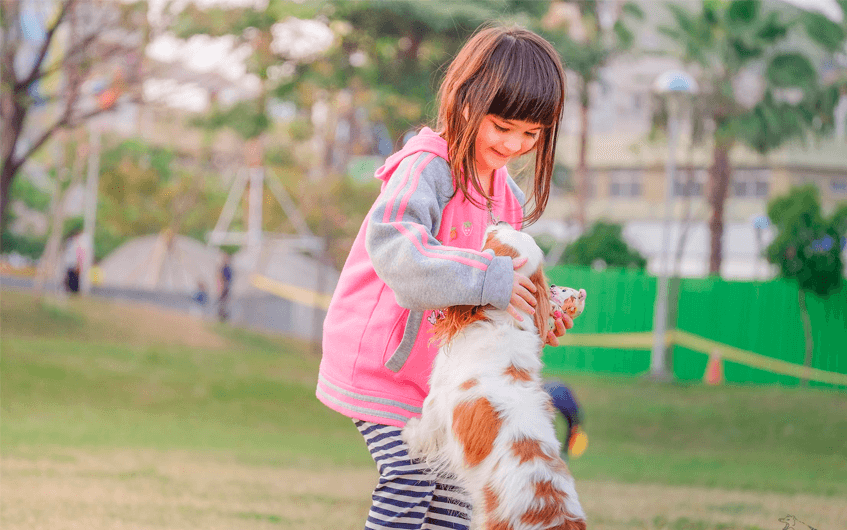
[317,25,570,530]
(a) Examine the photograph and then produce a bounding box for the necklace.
[487,200,500,226]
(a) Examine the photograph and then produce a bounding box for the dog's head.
[432,223,552,345]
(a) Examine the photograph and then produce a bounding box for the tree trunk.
[707,140,732,275]
[575,85,590,231]
[0,95,26,233]
[798,288,814,387]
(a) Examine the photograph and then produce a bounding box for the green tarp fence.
[544,266,847,389]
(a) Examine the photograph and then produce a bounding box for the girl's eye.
[494,124,509,132]
[526,131,539,139]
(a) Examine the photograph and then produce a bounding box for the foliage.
[557,220,646,269]
[658,0,841,148]
[539,0,644,227]
[9,177,51,212]
[0,228,46,260]
[657,0,847,274]
[766,185,846,297]
[96,138,226,255]
[190,101,270,140]
[295,172,381,270]
[0,0,150,232]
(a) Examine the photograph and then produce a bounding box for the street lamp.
[650,70,698,381]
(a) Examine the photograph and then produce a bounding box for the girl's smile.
[474,115,542,180]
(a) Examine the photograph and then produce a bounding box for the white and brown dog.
[403,223,587,530]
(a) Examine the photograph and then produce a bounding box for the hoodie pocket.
[384,310,424,373]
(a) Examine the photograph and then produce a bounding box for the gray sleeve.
[365,153,514,311]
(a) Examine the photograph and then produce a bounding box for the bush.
[558,221,647,269]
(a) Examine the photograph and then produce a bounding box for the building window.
[674,168,706,197]
[609,169,643,198]
[733,169,770,198]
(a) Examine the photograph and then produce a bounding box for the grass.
[1,290,368,468]
[3,288,846,492]
[552,372,847,496]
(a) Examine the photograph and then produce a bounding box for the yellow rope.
[556,331,847,386]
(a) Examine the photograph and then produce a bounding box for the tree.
[540,0,644,229]
[658,0,847,275]
[765,185,847,385]
[95,138,227,255]
[557,220,647,269]
[1,0,149,232]
[170,0,553,261]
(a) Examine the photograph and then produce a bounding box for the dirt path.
[2,449,843,530]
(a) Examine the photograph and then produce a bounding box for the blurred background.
[1,1,846,529]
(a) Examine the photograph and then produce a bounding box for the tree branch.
[18,31,100,90]
[15,98,123,172]
[19,0,76,92]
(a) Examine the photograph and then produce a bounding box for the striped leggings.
[355,420,473,530]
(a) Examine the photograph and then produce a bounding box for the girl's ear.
[530,268,552,345]
[462,105,469,121]
[430,305,488,346]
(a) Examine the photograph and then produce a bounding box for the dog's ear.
[430,305,488,345]
[530,268,552,345]
[482,231,520,259]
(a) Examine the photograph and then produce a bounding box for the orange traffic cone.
[704,351,724,385]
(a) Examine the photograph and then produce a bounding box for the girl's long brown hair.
[437,25,566,226]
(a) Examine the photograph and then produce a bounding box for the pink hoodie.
[316,128,525,427]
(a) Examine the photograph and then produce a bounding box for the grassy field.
[1,288,845,530]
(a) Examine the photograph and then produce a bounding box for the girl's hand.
[545,313,574,347]
[507,257,537,322]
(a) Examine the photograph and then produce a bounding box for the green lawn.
[2,289,845,497]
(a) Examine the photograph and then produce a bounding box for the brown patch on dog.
[511,438,552,464]
[430,305,489,345]
[520,480,585,528]
[459,379,479,391]
[555,519,588,530]
[534,479,567,503]
[488,521,516,530]
[483,484,499,516]
[503,365,532,382]
[530,268,552,343]
[482,233,521,259]
[452,397,502,467]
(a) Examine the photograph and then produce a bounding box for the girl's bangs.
[485,37,563,127]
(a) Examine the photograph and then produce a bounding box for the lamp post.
[650,70,698,381]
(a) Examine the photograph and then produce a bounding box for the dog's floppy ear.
[530,268,552,345]
[482,231,520,259]
[430,305,488,345]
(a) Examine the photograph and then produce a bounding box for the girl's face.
[474,114,542,179]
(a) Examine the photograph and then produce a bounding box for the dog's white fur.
[403,224,587,530]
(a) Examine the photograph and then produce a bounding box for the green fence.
[544,266,847,389]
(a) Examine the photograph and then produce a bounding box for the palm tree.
[541,0,644,230]
[658,0,845,275]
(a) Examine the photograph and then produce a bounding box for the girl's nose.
[503,134,522,153]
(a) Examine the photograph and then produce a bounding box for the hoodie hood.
[374,127,447,183]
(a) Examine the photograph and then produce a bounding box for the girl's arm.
[365,153,513,311]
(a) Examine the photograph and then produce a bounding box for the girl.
[317,25,570,530]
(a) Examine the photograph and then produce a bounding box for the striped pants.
[355,420,473,530]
